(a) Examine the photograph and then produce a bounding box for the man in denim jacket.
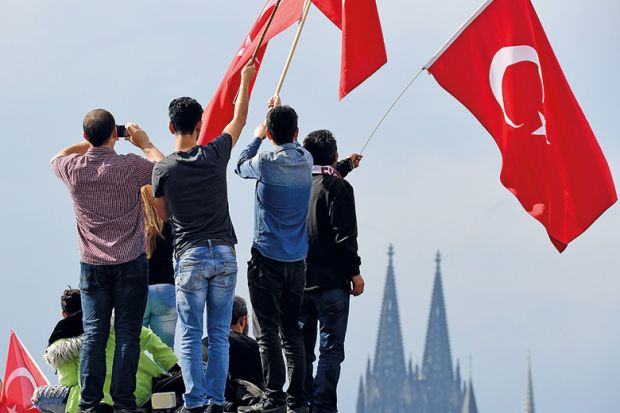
[236,97,313,413]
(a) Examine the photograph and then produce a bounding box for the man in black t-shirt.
[151,62,256,413]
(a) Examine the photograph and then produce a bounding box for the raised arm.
[223,61,257,146]
[126,123,164,162]
[50,141,90,163]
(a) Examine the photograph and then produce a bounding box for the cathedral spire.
[461,379,479,413]
[422,250,455,413]
[523,354,536,413]
[373,244,406,379]
[356,376,366,413]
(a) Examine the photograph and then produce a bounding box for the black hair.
[231,296,248,326]
[266,105,298,145]
[83,109,115,147]
[169,97,203,134]
[61,287,81,315]
[303,129,338,166]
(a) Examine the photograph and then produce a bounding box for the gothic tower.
[422,251,459,413]
[523,356,536,413]
[461,379,479,413]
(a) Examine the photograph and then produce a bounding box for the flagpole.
[274,0,313,97]
[360,68,425,154]
[424,0,493,69]
[360,0,493,154]
[251,0,284,62]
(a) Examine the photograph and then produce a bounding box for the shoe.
[286,407,309,413]
[206,405,224,413]
[176,406,206,413]
[237,399,286,413]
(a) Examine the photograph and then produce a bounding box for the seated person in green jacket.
[32,288,179,413]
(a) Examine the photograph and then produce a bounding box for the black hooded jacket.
[305,160,361,292]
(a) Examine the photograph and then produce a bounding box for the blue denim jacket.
[236,138,313,262]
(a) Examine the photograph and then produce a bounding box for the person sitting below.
[202,296,264,412]
[32,289,180,413]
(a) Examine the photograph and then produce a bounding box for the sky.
[0,0,618,412]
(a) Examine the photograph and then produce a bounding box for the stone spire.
[373,245,406,379]
[523,355,536,413]
[356,376,366,413]
[422,251,455,413]
[461,379,479,413]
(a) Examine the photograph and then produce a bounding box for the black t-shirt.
[152,134,237,257]
[148,221,175,285]
[202,332,264,389]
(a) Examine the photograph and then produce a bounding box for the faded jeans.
[175,243,237,408]
[143,283,177,348]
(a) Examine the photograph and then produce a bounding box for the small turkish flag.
[198,0,305,144]
[426,0,616,251]
[312,0,387,99]
[0,331,49,413]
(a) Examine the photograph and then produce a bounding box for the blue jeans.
[175,243,237,408]
[79,255,148,411]
[299,289,350,413]
[143,283,177,348]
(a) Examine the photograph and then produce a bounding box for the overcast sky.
[0,1,618,412]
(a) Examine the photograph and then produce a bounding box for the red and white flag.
[0,331,49,413]
[426,0,616,251]
[312,0,387,99]
[198,0,305,144]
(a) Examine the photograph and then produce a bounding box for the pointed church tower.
[461,379,479,413]
[356,376,366,413]
[373,244,407,379]
[422,251,456,413]
[523,356,536,413]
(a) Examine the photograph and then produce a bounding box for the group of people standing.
[46,61,364,413]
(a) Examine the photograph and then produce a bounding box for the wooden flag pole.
[273,0,313,97]
[251,0,283,62]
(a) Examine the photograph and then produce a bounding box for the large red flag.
[426,0,616,251]
[0,331,49,413]
[198,0,305,144]
[312,0,387,99]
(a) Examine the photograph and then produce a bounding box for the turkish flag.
[198,0,305,144]
[312,0,387,99]
[426,0,616,251]
[0,331,49,413]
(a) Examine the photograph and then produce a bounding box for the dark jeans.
[299,289,350,413]
[247,248,306,408]
[79,255,148,411]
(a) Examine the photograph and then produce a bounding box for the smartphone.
[116,125,129,138]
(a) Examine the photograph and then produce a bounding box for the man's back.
[240,141,312,261]
[152,134,236,257]
[52,147,153,264]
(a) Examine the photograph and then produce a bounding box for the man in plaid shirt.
[51,109,164,413]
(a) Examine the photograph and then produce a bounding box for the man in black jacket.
[300,130,364,413]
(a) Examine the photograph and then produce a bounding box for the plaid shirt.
[52,146,154,265]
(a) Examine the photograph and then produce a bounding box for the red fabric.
[0,331,49,413]
[427,0,616,251]
[198,0,305,144]
[312,0,387,99]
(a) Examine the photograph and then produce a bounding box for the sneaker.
[237,399,286,413]
[286,407,309,413]
[206,405,223,413]
[176,406,205,413]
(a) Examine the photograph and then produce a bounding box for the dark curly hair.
[303,129,338,166]
[266,105,298,145]
[83,109,115,147]
[169,97,204,135]
[61,287,81,315]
